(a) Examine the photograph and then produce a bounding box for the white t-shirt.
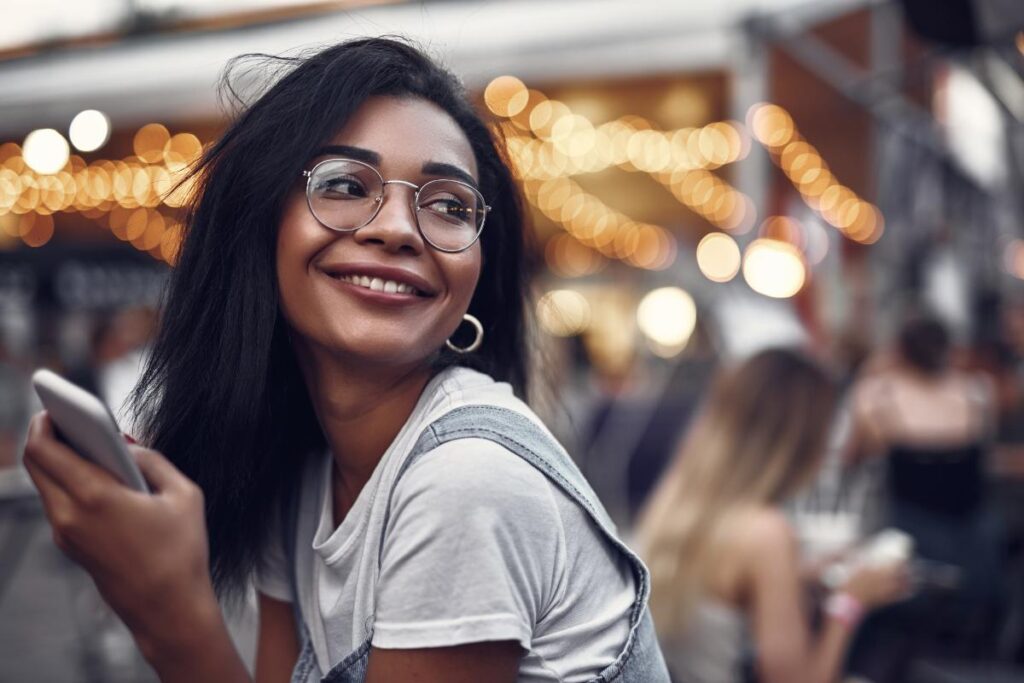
[256,367,635,682]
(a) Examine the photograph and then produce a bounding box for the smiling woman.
[20,37,669,683]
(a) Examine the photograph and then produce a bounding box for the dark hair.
[131,37,531,596]
[898,312,950,374]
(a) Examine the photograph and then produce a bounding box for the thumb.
[130,446,191,494]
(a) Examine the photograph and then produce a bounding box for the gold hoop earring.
[446,314,483,354]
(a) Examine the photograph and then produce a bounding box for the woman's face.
[277,96,483,368]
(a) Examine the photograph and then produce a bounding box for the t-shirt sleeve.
[372,438,566,650]
[254,504,294,603]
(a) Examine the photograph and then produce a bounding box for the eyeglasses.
[300,158,490,253]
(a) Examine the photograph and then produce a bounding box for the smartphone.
[32,369,149,493]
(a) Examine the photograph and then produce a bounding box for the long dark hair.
[131,38,531,596]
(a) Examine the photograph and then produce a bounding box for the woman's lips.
[317,263,437,297]
[319,269,428,305]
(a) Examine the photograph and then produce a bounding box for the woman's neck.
[294,343,434,524]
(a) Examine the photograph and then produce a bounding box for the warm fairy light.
[0,168,20,214]
[743,238,806,299]
[658,168,752,232]
[492,81,754,240]
[696,232,741,282]
[759,216,803,245]
[23,213,55,247]
[537,289,592,337]
[1017,32,1024,56]
[750,103,885,245]
[748,104,794,150]
[521,174,676,271]
[163,133,202,172]
[636,287,697,356]
[133,124,170,164]
[134,210,165,251]
[14,175,39,214]
[69,110,111,153]
[485,76,530,118]
[23,129,70,175]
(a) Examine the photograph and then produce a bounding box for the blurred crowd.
[2,292,1024,682]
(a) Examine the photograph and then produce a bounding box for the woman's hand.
[842,561,911,609]
[21,411,218,659]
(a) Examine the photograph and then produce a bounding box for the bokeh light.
[636,286,697,355]
[742,238,806,298]
[23,129,70,175]
[696,232,741,282]
[133,123,170,164]
[68,110,111,153]
[163,133,203,171]
[537,289,592,337]
[485,76,530,118]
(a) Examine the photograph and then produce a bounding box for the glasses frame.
[300,158,490,254]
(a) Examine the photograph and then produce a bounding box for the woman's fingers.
[22,452,74,519]
[24,412,118,504]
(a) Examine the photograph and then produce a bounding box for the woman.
[22,38,668,683]
[844,313,1002,680]
[637,348,907,683]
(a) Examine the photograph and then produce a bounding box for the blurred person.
[637,348,909,683]
[94,307,157,418]
[843,311,1005,678]
[21,38,669,683]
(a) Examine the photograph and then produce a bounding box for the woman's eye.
[423,197,472,221]
[319,176,367,199]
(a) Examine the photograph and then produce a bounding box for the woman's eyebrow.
[316,146,477,187]
[317,144,380,164]
[422,161,478,187]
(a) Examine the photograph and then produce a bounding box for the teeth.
[336,274,419,296]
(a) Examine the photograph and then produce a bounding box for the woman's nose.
[352,183,424,253]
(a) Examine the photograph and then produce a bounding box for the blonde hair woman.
[637,348,907,683]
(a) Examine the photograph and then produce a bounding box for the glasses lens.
[416,180,485,251]
[307,160,382,231]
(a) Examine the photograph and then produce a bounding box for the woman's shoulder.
[408,434,549,485]
[395,436,558,519]
[703,506,796,606]
[723,506,798,561]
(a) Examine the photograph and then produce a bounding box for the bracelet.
[825,592,864,629]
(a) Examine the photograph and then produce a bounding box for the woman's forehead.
[325,96,478,181]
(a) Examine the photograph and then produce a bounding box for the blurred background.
[1,0,1023,681]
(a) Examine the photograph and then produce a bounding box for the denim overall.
[285,404,670,682]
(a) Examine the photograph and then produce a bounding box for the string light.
[520,174,677,270]
[0,122,205,262]
[748,102,885,245]
[485,75,755,269]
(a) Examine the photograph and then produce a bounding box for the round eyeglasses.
[301,158,490,253]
